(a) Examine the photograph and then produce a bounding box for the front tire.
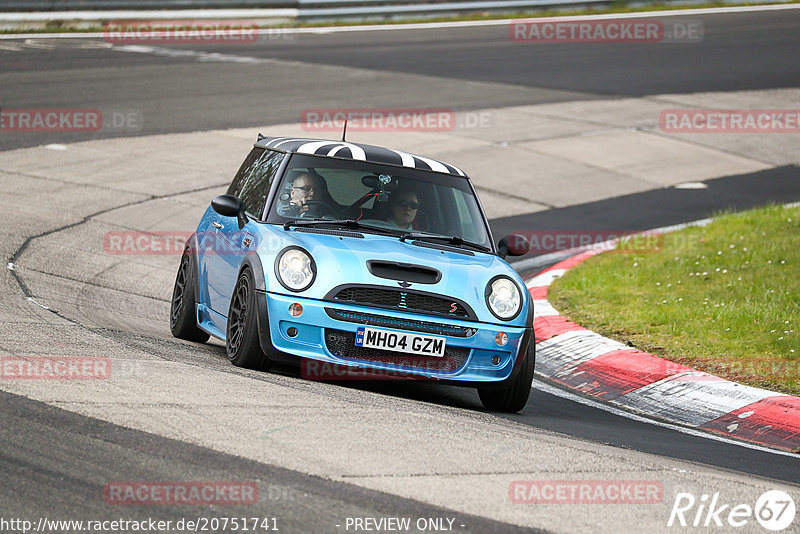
[170,250,210,343]
[478,342,535,413]
[226,268,272,370]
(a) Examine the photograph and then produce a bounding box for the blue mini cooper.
[170,135,534,412]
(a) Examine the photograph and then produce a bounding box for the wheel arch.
[507,297,536,378]
[183,232,203,309]
[236,252,277,358]
[238,251,267,291]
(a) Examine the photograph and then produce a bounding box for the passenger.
[386,188,420,230]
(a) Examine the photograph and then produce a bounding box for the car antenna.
[341,119,348,142]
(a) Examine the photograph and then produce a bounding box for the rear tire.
[170,250,210,343]
[226,268,272,370]
[478,342,535,413]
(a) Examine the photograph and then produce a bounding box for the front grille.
[324,329,470,373]
[331,286,472,319]
[325,308,477,337]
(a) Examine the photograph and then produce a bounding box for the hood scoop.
[366,261,441,285]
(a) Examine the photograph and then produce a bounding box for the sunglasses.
[395,200,420,210]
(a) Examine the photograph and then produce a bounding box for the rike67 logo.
[668,490,796,531]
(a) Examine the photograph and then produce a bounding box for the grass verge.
[548,203,800,395]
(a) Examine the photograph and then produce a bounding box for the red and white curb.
[526,250,800,453]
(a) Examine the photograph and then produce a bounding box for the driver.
[289,171,323,215]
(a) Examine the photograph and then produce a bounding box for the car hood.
[253,224,530,327]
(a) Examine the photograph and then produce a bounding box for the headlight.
[486,276,522,320]
[276,247,316,292]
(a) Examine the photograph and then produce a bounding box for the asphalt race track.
[2,9,799,150]
[1,7,799,533]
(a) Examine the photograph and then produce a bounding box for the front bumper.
[257,290,531,383]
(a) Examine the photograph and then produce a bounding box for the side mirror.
[497,234,531,258]
[211,195,248,229]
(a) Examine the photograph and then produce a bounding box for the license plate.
[354,327,446,357]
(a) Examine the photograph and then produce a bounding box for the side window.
[228,149,285,220]
[227,147,264,197]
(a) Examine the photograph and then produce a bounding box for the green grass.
[548,204,800,395]
[3,1,799,34]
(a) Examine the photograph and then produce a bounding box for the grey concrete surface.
[2,88,798,531]
[2,389,536,534]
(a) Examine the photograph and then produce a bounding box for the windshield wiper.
[283,219,398,235]
[284,219,356,230]
[399,232,492,253]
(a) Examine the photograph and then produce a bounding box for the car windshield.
[266,154,492,250]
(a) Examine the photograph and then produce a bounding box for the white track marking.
[532,379,799,458]
[111,44,267,64]
[526,268,566,288]
[0,9,298,22]
[536,330,629,378]
[1,4,799,40]
[674,182,709,189]
[21,39,54,49]
[614,372,780,427]
[532,300,559,318]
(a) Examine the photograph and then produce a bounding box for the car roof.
[256,136,467,178]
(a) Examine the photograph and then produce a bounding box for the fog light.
[287,327,298,337]
[289,303,303,317]
[491,355,502,365]
[495,332,508,346]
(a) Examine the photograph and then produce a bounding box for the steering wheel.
[299,200,339,219]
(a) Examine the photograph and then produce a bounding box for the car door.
[203,148,285,315]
